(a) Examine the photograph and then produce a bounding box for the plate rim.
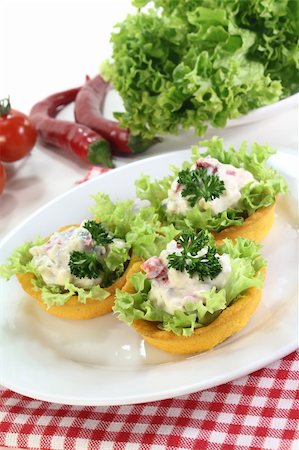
[1,336,297,406]
[224,92,298,127]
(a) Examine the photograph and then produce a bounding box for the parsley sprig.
[177,167,225,207]
[68,221,113,279]
[167,231,222,281]
[69,251,103,279]
[83,220,113,245]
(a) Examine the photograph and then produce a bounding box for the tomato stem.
[0,97,11,117]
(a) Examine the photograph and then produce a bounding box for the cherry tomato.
[0,163,6,194]
[0,98,37,162]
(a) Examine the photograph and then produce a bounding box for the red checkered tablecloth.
[0,351,298,450]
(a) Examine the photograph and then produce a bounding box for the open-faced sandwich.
[0,197,179,320]
[135,137,287,242]
[114,230,266,354]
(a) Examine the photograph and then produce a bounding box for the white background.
[0,2,298,448]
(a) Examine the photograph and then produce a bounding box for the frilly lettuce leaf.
[233,0,299,98]
[90,193,135,238]
[218,237,265,302]
[125,207,179,259]
[105,241,130,273]
[101,0,297,139]
[135,138,288,232]
[135,173,171,212]
[33,280,110,309]
[0,236,46,280]
[114,237,266,336]
[91,193,180,259]
[167,206,245,233]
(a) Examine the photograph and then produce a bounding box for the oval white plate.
[225,93,298,127]
[0,148,298,406]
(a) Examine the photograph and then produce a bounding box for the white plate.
[0,149,298,406]
[225,93,298,127]
[104,90,298,129]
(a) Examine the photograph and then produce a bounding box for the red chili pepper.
[29,87,114,168]
[74,75,160,155]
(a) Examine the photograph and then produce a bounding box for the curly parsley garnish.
[177,167,225,207]
[83,220,113,245]
[69,251,103,279]
[167,231,222,281]
[68,222,113,279]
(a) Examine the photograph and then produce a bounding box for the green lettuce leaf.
[90,193,135,238]
[35,281,110,309]
[125,207,179,259]
[135,173,171,212]
[0,237,46,280]
[91,193,180,259]
[102,0,297,139]
[233,0,299,98]
[105,241,130,273]
[135,138,287,232]
[218,237,265,302]
[114,236,266,336]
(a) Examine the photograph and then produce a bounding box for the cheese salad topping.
[165,157,255,215]
[30,223,125,289]
[142,239,231,315]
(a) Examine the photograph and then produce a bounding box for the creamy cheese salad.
[142,239,231,315]
[30,222,126,289]
[165,157,255,215]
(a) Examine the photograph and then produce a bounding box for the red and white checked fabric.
[0,351,298,450]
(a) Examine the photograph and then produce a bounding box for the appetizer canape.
[135,137,287,242]
[114,230,266,354]
[0,220,134,320]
